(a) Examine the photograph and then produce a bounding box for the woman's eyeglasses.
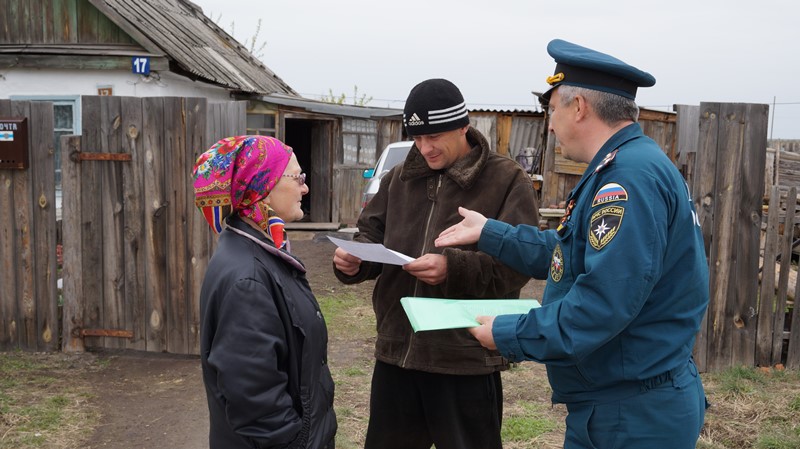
[282,173,306,186]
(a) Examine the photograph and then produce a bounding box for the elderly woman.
[193,136,337,449]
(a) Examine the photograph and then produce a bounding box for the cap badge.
[546,73,565,85]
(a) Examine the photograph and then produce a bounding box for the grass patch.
[701,366,800,448]
[317,290,375,340]
[0,351,101,449]
[501,401,558,443]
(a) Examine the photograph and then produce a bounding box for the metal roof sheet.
[261,94,403,119]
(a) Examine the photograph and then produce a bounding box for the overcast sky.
[191,0,799,139]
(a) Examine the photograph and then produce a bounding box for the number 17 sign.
[132,57,151,75]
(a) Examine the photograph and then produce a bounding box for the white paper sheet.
[327,236,415,265]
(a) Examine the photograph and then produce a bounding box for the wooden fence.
[4,98,800,370]
[0,100,58,352]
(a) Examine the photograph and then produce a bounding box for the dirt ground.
[81,232,548,449]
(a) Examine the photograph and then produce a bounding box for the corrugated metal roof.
[262,94,403,119]
[89,0,296,95]
[469,106,543,114]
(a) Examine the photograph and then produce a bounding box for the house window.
[342,118,377,165]
[246,112,277,137]
[53,103,76,189]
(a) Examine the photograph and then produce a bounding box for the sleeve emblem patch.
[589,205,624,250]
[550,243,564,283]
[591,182,628,207]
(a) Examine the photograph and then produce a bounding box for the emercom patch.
[589,205,624,250]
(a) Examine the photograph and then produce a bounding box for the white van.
[361,141,413,210]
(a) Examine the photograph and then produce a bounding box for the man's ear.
[573,95,589,121]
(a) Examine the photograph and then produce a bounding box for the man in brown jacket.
[333,78,540,449]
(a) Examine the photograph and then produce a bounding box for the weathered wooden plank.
[12,0,31,43]
[757,186,781,366]
[10,101,36,350]
[0,1,13,43]
[736,103,768,365]
[540,132,558,209]
[76,0,100,43]
[788,260,800,369]
[61,135,84,352]
[728,103,768,368]
[698,103,728,371]
[26,0,44,42]
[29,101,58,351]
[120,96,146,351]
[164,97,189,354]
[49,0,79,43]
[673,104,700,187]
[0,100,19,350]
[80,95,104,348]
[99,96,126,349]
[142,97,168,352]
[496,115,512,156]
[554,151,587,176]
[186,97,208,355]
[773,187,797,365]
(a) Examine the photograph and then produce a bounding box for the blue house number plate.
[132,57,151,75]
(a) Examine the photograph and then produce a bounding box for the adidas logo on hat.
[406,113,424,126]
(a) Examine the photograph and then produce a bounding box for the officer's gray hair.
[557,85,640,125]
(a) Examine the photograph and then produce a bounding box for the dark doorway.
[284,118,333,222]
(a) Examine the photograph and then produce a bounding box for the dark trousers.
[364,360,503,449]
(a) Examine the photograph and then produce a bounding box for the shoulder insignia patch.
[593,149,619,173]
[550,244,564,282]
[592,182,628,207]
[589,205,624,250]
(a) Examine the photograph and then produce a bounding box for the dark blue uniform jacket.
[480,123,709,404]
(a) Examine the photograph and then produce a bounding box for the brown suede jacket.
[334,127,540,375]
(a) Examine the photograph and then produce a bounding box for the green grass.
[700,366,800,448]
[709,364,767,397]
[501,401,558,442]
[0,352,101,449]
[317,291,375,340]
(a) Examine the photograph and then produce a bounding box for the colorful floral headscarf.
[192,136,293,248]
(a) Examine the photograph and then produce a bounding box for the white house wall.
[0,69,232,101]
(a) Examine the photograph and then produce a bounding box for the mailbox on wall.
[0,118,29,170]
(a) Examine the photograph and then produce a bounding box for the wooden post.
[772,187,797,365]
[757,186,780,366]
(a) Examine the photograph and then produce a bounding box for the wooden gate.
[61,96,244,355]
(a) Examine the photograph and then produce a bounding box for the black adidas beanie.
[403,78,470,136]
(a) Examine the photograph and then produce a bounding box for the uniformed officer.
[435,39,709,449]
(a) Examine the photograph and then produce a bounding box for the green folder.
[400,297,541,332]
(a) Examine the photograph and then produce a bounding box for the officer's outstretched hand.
[468,316,497,350]
[435,207,488,248]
